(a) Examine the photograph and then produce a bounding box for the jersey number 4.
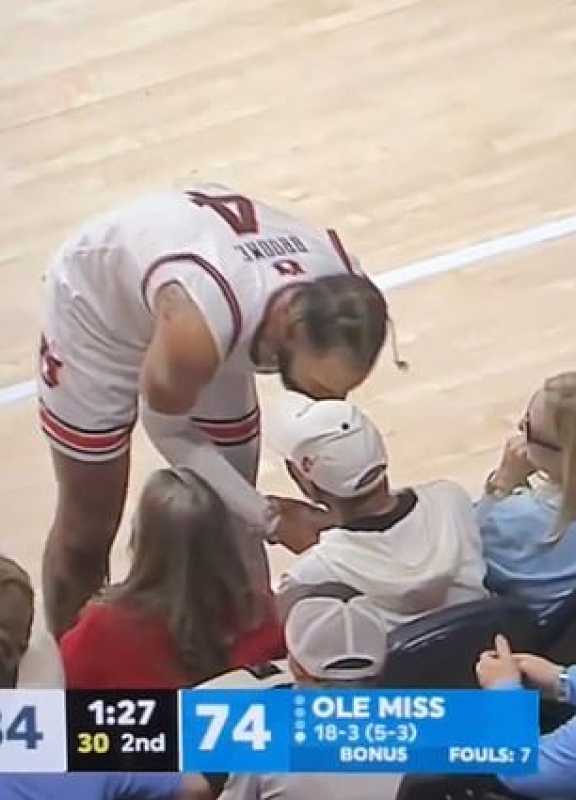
[187,192,259,235]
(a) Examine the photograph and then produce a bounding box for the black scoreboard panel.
[66,691,179,771]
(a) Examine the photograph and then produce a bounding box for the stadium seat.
[396,774,529,800]
[381,598,538,689]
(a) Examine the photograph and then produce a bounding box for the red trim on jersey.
[39,402,132,455]
[192,407,260,447]
[327,229,355,274]
[141,253,242,355]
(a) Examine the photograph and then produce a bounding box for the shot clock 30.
[66,691,179,771]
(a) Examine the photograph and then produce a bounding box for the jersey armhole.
[142,254,243,359]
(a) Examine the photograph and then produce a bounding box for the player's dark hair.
[291,275,389,372]
[102,468,261,684]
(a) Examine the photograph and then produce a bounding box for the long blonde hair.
[543,372,576,539]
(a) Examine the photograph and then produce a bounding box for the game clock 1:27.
[66,691,179,771]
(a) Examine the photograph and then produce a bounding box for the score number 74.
[196,704,272,752]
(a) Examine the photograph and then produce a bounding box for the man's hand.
[141,284,220,414]
[476,634,522,688]
[492,435,535,493]
[267,496,335,554]
[512,653,563,696]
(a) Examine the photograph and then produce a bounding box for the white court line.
[373,213,576,291]
[0,380,36,406]
[2,212,576,410]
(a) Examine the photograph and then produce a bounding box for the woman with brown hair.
[478,371,576,613]
[60,468,284,689]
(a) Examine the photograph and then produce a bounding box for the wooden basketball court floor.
[2,0,576,599]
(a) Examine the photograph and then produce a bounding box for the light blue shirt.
[477,487,576,613]
[495,666,576,799]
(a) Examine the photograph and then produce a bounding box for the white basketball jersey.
[47,183,362,372]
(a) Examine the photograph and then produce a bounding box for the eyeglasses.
[523,410,562,453]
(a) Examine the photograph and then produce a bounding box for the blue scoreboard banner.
[180,689,539,775]
[0,688,538,774]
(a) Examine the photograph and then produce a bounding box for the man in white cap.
[220,596,402,800]
[269,394,487,626]
[285,595,387,686]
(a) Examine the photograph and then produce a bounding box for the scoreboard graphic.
[0,688,538,774]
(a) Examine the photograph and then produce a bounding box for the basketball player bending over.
[38,184,388,637]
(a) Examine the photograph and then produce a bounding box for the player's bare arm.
[141,284,221,415]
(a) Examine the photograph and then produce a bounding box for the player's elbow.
[140,370,198,415]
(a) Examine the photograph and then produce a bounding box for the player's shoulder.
[185,182,324,237]
[187,181,237,195]
[75,191,191,241]
[120,189,193,221]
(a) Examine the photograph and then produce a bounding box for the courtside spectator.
[478,372,576,613]
[221,596,402,800]
[269,394,487,626]
[477,633,576,797]
[0,772,218,799]
[61,468,284,689]
[0,555,33,687]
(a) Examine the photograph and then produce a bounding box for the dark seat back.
[382,598,538,689]
[536,587,576,662]
[396,774,528,800]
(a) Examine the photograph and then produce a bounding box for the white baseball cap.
[267,392,388,497]
[285,596,388,681]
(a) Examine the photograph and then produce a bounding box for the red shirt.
[60,601,285,689]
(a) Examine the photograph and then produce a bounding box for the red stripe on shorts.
[39,403,131,452]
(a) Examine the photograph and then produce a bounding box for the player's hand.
[492,435,535,493]
[476,634,521,688]
[267,496,335,554]
[512,653,563,695]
